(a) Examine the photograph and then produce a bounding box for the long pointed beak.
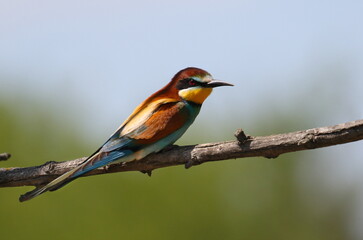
[207,80,234,88]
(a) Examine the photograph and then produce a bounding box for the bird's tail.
[19,150,132,202]
[19,163,86,202]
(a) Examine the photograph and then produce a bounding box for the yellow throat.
[178,87,213,104]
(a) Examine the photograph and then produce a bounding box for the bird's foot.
[140,170,152,177]
[184,145,201,169]
[160,144,179,153]
[185,160,194,169]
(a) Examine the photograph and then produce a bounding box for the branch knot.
[298,132,317,149]
[234,129,251,143]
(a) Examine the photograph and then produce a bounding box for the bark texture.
[1,119,362,192]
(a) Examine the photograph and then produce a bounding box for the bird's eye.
[188,79,197,86]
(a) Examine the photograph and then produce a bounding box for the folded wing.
[20,98,189,201]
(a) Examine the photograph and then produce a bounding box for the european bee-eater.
[20,67,233,202]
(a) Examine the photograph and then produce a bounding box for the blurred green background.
[1,1,363,240]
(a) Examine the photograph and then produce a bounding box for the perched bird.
[20,67,233,202]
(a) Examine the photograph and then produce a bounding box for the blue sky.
[1,1,362,128]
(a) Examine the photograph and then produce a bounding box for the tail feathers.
[19,166,83,202]
[19,150,132,202]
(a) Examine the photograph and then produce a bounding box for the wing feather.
[120,98,177,136]
[130,101,187,144]
[100,98,178,152]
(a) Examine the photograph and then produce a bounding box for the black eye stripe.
[188,79,197,86]
[176,78,207,90]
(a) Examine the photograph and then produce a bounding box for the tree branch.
[1,120,362,191]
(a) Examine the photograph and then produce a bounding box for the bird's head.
[170,67,233,105]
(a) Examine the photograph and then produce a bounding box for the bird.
[19,67,233,202]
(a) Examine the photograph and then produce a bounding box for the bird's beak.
[207,80,234,88]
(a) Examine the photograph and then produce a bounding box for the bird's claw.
[185,160,193,169]
[160,144,179,153]
[140,170,152,177]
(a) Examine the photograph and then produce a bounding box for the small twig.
[234,129,251,143]
[0,153,11,161]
